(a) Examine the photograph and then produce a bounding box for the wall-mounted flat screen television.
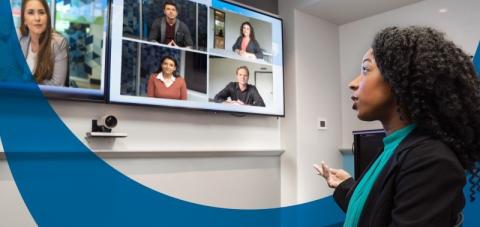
[10,0,109,100]
[108,0,284,116]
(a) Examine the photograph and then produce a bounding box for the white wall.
[0,97,283,227]
[0,153,281,227]
[105,155,281,209]
[279,0,343,205]
[278,0,299,206]
[293,11,342,203]
[50,100,280,151]
[0,161,37,227]
[339,0,480,148]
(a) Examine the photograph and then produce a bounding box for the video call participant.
[147,56,187,100]
[214,66,265,107]
[315,26,480,226]
[148,1,193,48]
[18,0,68,86]
[232,22,263,60]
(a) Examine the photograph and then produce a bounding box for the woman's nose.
[349,75,360,91]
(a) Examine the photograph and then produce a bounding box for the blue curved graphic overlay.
[0,1,344,226]
[474,41,480,75]
[464,41,480,227]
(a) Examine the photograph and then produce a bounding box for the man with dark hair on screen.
[148,0,193,48]
[214,66,265,107]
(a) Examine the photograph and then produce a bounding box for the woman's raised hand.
[313,161,351,188]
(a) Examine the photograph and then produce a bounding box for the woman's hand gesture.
[313,161,351,188]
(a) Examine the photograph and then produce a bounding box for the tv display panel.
[109,0,284,116]
[10,0,109,100]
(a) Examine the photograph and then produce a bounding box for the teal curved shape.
[0,1,345,226]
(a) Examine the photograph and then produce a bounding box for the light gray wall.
[0,96,283,227]
[339,0,480,149]
[293,10,342,203]
[278,0,299,206]
[278,0,343,205]
[47,100,281,151]
[0,161,36,227]
[103,155,281,209]
[0,153,281,227]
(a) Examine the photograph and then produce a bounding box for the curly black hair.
[371,26,480,201]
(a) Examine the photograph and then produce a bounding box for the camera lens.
[105,116,117,128]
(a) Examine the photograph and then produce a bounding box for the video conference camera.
[92,115,118,133]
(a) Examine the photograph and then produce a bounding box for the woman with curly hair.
[314,26,480,226]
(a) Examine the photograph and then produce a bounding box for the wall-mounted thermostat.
[317,118,327,130]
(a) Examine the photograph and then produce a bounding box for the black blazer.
[334,129,465,227]
[232,36,263,59]
[148,17,193,47]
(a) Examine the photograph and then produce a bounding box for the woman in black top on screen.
[232,22,263,60]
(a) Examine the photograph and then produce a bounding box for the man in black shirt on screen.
[214,66,265,107]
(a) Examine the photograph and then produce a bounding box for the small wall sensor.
[317,118,327,130]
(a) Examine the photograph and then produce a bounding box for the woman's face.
[161,58,176,76]
[349,49,395,121]
[242,24,251,37]
[24,0,48,37]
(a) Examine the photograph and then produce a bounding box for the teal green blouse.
[343,124,416,227]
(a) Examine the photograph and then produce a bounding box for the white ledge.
[0,149,285,160]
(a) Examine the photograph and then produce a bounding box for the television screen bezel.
[105,0,285,117]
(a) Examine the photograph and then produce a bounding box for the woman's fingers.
[313,164,323,175]
[329,168,338,174]
[321,162,330,179]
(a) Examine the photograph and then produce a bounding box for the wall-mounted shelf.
[86,132,128,137]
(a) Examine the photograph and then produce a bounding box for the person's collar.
[166,18,177,26]
[157,72,176,82]
[383,124,416,146]
[236,82,249,91]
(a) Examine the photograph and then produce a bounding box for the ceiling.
[298,0,424,25]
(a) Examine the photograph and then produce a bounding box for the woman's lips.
[351,96,358,110]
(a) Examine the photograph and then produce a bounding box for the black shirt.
[164,21,175,44]
[214,82,265,107]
